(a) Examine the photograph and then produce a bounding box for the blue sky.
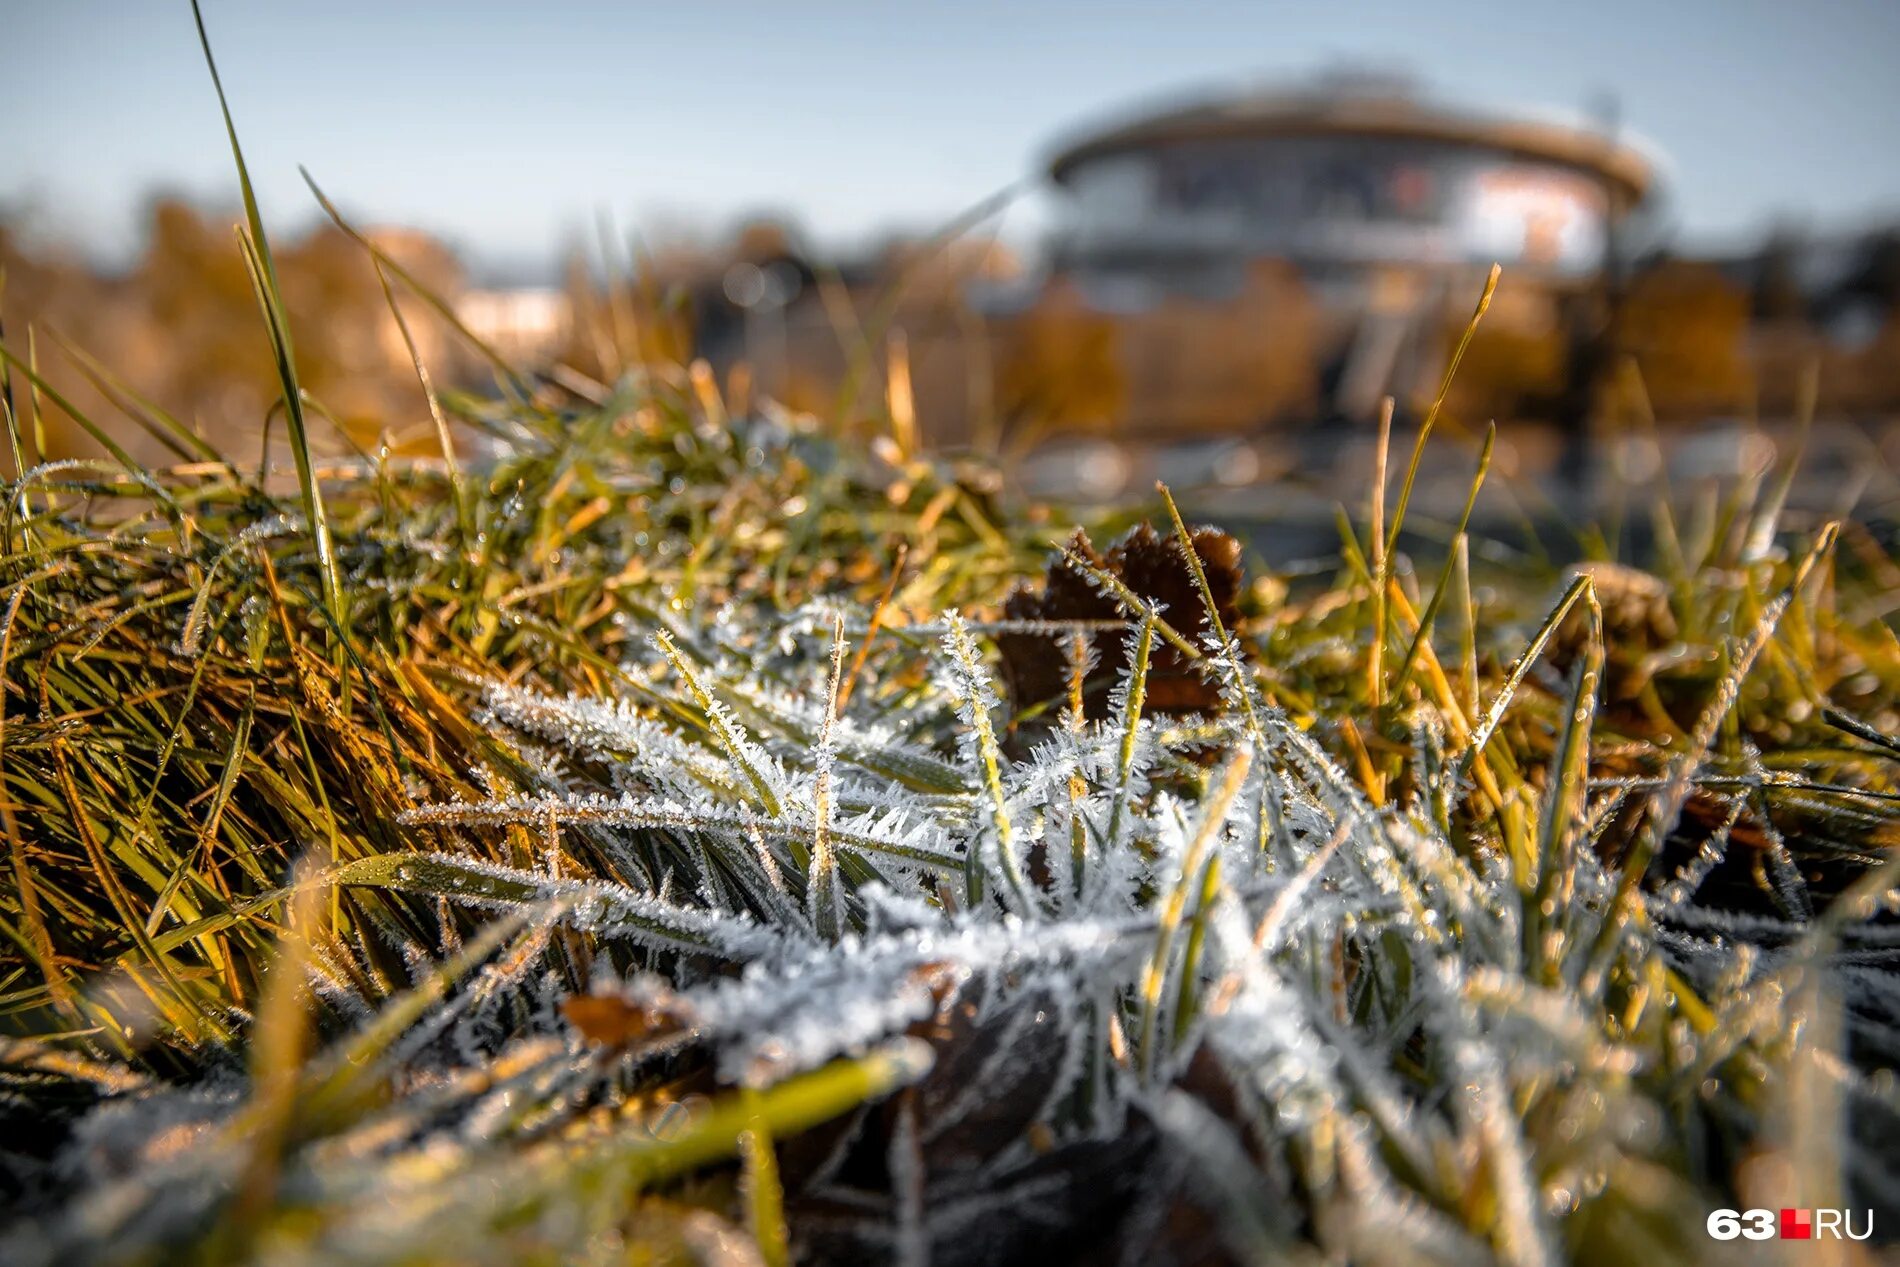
[4,0,1898,275]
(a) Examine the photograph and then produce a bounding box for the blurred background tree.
[2,199,462,467]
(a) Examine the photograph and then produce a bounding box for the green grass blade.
[301,168,532,405]
[191,1,344,629]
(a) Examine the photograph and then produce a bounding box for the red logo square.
[1780,1209,1812,1240]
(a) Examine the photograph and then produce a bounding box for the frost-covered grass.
[2,325,1898,1263]
[2,10,1899,1261]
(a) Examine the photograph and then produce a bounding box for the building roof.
[1047,75,1654,205]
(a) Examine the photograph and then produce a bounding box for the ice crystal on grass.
[616,902,1152,1088]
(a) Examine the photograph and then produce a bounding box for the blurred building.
[1048,71,1647,285]
[1027,71,1653,429]
[703,75,1664,476]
